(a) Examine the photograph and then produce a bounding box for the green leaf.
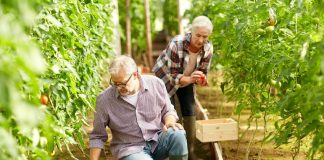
[0,128,18,157]
[32,128,40,147]
[310,32,323,42]
[75,131,85,148]
[78,94,94,111]
[220,81,227,94]
[46,14,62,27]
[262,91,269,98]
[279,28,295,38]
[235,103,245,115]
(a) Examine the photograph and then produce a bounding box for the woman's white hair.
[191,16,213,34]
[109,55,137,76]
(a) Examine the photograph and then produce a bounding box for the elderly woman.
[153,16,213,160]
[89,55,188,160]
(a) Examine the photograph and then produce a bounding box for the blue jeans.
[121,128,188,160]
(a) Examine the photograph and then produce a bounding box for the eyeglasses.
[110,74,133,88]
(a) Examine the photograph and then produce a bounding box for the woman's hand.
[191,71,208,86]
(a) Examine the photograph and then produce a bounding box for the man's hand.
[163,122,184,131]
[163,115,184,131]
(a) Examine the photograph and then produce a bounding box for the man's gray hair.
[109,55,137,76]
[191,16,213,34]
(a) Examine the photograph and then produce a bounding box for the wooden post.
[144,0,153,68]
[125,0,131,56]
[214,143,223,160]
[112,0,121,55]
[177,0,183,35]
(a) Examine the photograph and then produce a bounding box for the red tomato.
[41,95,48,105]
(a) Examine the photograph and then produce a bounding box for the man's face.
[191,26,210,50]
[110,70,137,96]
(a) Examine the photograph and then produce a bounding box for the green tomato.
[319,144,324,152]
[270,79,281,88]
[296,84,301,89]
[270,79,277,86]
[256,28,266,35]
[312,18,320,24]
[265,26,275,32]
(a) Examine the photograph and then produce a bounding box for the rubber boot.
[183,116,201,160]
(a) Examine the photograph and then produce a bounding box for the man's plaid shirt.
[152,33,213,97]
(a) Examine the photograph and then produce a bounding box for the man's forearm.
[90,148,102,160]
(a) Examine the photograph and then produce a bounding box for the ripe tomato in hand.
[199,76,208,86]
[41,95,48,105]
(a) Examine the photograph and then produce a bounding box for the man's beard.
[119,88,130,96]
[119,88,136,96]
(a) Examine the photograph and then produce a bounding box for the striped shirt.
[89,75,179,159]
[152,33,213,97]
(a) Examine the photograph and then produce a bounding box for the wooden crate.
[196,118,238,142]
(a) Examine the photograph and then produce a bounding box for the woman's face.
[190,26,210,50]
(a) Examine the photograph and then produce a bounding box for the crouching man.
[89,55,188,160]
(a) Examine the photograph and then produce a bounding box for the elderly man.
[152,16,213,159]
[89,55,188,160]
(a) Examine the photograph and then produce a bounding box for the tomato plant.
[31,0,115,156]
[187,0,324,158]
[0,0,53,159]
[1,0,115,159]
